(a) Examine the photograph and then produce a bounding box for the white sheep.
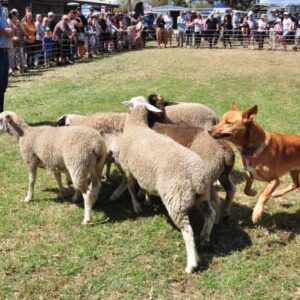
[56,112,127,180]
[0,111,107,224]
[108,98,217,273]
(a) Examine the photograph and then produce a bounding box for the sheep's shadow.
[28,121,55,126]
[42,174,299,272]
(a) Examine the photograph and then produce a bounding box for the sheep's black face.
[56,116,66,126]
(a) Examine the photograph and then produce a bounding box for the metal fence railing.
[8,28,300,75]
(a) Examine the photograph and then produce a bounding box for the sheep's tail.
[100,132,120,155]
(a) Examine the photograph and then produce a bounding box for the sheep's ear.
[230,102,239,111]
[164,101,177,106]
[122,100,133,107]
[5,114,13,123]
[145,103,162,113]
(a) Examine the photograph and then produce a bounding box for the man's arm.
[0,27,14,38]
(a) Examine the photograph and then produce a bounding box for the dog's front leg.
[252,178,280,223]
[244,171,257,196]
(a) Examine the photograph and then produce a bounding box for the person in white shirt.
[194,13,205,48]
[257,14,267,49]
[283,12,292,50]
[164,11,173,46]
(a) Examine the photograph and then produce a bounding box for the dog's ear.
[242,105,258,122]
[230,102,239,111]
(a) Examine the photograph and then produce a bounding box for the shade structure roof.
[259,0,300,6]
[152,5,189,13]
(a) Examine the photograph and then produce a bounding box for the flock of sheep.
[0,94,237,273]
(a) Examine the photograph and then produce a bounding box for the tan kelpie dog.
[209,102,300,223]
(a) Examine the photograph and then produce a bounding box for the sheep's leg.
[54,171,68,199]
[219,174,236,218]
[65,171,73,188]
[72,189,82,203]
[110,177,127,201]
[127,176,142,214]
[210,186,222,225]
[105,160,112,181]
[24,165,38,203]
[89,166,102,206]
[82,188,94,225]
[196,190,216,245]
[165,202,198,273]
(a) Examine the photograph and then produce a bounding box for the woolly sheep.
[0,111,107,224]
[147,95,236,218]
[56,112,127,180]
[148,94,219,129]
[109,99,218,273]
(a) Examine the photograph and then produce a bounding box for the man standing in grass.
[0,0,13,112]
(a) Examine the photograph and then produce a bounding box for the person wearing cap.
[0,1,14,112]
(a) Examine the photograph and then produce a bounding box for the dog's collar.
[238,138,265,158]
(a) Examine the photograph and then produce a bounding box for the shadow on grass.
[28,121,56,126]
[42,172,299,272]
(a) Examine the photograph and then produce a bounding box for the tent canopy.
[152,5,189,13]
[259,0,300,6]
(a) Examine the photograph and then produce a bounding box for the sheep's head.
[56,114,75,126]
[122,96,162,113]
[147,94,166,112]
[0,111,25,137]
[0,112,17,134]
[123,96,163,128]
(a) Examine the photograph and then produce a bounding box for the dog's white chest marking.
[244,164,264,181]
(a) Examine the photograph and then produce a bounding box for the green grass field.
[1,48,300,299]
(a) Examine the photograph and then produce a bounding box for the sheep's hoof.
[72,195,82,203]
[199,237,210,248]
[133,205,143,214]
[109,194,118,202]
[185,264,197,273]
[82,219,93,225]
[23,197,32,203]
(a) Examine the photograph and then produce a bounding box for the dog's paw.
[252,205,263,223]
[244,189,257,197]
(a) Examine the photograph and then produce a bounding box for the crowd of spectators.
[4,5,300,76]
[170,8,300,50]
[5,6,152,76]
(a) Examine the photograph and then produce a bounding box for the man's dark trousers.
[0,48,9,112]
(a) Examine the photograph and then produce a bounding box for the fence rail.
[8,28,300,75]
